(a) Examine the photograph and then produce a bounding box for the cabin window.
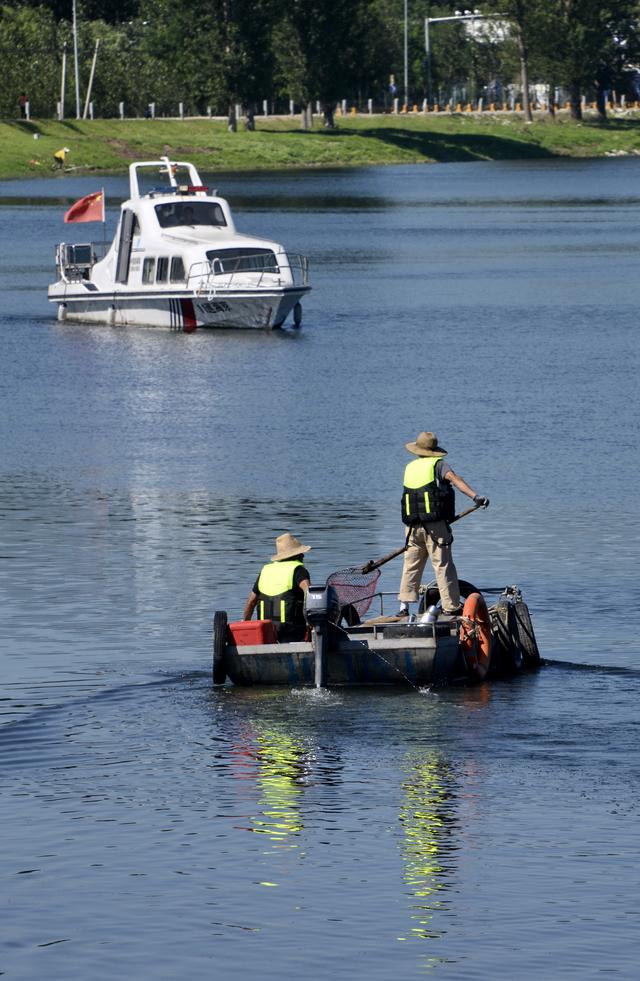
[170,256,186,282]
[142,257,156,283]
[68,244,92,265]
[155,201,227,228]
[206,248,278,273]
[156,257,169,283]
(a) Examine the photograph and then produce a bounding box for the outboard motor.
[304,585,340,688]
[304,585,340,628]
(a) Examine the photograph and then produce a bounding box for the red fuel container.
[228,619,278,646]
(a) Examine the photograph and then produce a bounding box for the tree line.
[2,1,639,121]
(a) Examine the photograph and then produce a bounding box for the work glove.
[473,495,490,508]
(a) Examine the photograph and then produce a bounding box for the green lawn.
[2,111,640,180]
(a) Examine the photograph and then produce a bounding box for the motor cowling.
[304,585,340,628]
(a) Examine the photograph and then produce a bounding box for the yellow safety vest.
[257,560,304,623]
[402,457,454,525]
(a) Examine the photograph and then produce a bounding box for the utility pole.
[403,0,409,110]
[72,0,81,119]
[83,39,100,120]
[424,18,432,107]
[60,41,67,120]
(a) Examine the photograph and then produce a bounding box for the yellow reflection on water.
[249,727,308,847]
[398,753,456,946]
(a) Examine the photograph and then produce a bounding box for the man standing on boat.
[397,432,489,618]
[243,533,312,641]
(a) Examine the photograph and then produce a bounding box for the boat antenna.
[160,155,178,188]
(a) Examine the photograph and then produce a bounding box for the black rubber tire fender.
[212,610,228,685]
[512,600,541,668]
[419,578,480,613]
[491,601,524,674]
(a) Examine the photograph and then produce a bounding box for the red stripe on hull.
[181,298,198,332]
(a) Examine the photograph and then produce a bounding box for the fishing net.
[325,567,381,619]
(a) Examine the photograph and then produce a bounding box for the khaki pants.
[398,522,461,611]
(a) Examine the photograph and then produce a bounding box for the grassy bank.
[2,112,640,180]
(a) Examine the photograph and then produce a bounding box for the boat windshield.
[155,201,227,228]
[206,248,278,272]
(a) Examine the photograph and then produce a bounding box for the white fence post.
[179,102,184,119]
[289,99,295,116]
[119,101,124,119]
[89,101,94,120]
[263,99,268,116]
[393,97,399,114]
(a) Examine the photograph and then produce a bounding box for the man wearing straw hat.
[243,533,312,641]
[398,432,489,618]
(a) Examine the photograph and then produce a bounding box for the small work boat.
[211,581,541,688]
[48,157,311,330]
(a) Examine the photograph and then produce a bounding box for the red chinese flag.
[64,190,105,223]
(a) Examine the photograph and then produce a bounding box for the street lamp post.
[424,9,496,109]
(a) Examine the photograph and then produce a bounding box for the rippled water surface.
[1,158,639,978]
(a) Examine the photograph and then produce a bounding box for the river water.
[1,158,639,978]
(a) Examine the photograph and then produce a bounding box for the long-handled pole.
[361,503,484,574]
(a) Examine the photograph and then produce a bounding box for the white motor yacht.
[48,157,311,330]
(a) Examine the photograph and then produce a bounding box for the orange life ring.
[459,592,492,682]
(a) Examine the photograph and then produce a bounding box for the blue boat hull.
[224,634,462,687]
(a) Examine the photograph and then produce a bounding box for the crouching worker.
[243,533,312,642]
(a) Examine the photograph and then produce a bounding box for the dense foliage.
[2,1,639,119]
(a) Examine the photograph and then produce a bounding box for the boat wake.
[544,658,640,679]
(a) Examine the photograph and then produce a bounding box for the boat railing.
[187,251,309,296]
[359,585,508,622]
[55,241,108,283]
[367,591,399,618]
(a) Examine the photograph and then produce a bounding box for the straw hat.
[405,431,447,457]
[271,532,311,562]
